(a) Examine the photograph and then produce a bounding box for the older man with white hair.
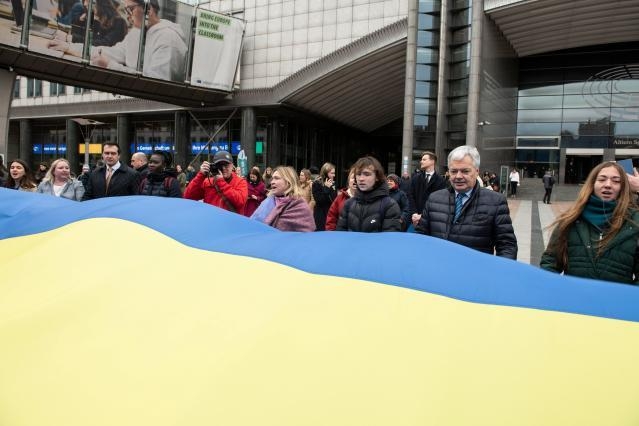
[415,145,517,259]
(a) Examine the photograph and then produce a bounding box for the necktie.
[105,167,113,191]
[454,193,465,222]
[425,173,431,183]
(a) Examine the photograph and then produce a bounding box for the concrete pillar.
[465,0,485,146]
[241,107,256,167]
[603,148,615,162]
[174,110,189,168]
[0,68,15,162]
[434,0,450,173]
[400,0,418,176]
[19,119,32,166]
[66,119,81,174]
[117,114,131,165]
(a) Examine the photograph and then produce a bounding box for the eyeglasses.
[124,4,139,15]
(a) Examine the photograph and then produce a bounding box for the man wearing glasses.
[415,145,518,259]
[91,0,187,81]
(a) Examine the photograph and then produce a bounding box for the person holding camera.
[183,151,248,214]
[311,162,337,231]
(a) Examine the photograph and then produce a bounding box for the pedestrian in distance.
[415,145,518,259]
[542,169,555,204]
[130,152,149,181]
[540,161,639,284]
[36,158,85,201]
[509,167,520,198]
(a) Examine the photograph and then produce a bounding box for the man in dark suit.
[408,151,447,227]
[82,143,139,200]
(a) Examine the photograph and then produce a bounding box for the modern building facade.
[4,0,639,184]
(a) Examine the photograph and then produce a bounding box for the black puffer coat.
[336,182,402,232]
[139,170,182,198]
[415,183,517,259]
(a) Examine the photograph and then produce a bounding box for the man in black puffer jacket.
[336,156,402,233]
[415,145,517,259]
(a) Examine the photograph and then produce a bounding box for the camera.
[209,163,221,176]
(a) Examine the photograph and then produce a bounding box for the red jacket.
[325,189,351,231]
[183,171,248,214]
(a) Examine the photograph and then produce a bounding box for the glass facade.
[413,0,441,151]
[517,43,639,178]
[446,0,471,146]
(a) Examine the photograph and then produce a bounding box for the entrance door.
[565,155,603,184]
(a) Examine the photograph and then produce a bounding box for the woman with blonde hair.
[299,168,313,205]
[37,158,85,201]
[541,161,639,284]
[250,166,315,232]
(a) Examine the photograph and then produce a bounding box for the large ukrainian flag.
[1,188,639,425]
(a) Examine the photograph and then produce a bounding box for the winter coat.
[389,187,411,230]
[540,213,639,284]
[138,171,182,198]
[312,179,337,231]
[542,174,555,189]
[37,179,85,201]
[183,171,248,213]
[325,189,351,231]
[408,170,447,216]
[264,196,315,232]
[416,182,518,259]
[244,180,267,217]
[336,182,402,233]
[82,164,139,200]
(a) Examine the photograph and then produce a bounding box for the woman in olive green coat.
[540,161,639,284]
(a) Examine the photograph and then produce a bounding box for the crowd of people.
[2,142,639,285]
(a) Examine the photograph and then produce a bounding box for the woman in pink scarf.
[250,166,315,232]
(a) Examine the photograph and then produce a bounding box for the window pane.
[517,122,562,136]
[564,80,611,94]
[562,121,610,136]
[417,30,438,47]
[612,93,639,107]
[518,95,563,109]
[419,0,441,13]
[449,97,467,114]
[614,122,639,137]
[416,64,436,81]
[517,109,563,123]
[416,81,437,98]
[612,79,639,93]
[449,78,468,97]
[417,47,438,64]
[563,93,610,108]
[415,98,437,115]
[418,14,439,29]
[519,84,562,96]
[562,108,610,122]
[611,107,639,121]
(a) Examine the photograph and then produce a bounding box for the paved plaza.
[507,178,580,266]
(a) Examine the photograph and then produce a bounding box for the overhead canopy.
[485,0,639,57]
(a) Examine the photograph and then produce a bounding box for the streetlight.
[72,118,104,167]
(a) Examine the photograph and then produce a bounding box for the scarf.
[250,195,276,223]
[582,195,617,230]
